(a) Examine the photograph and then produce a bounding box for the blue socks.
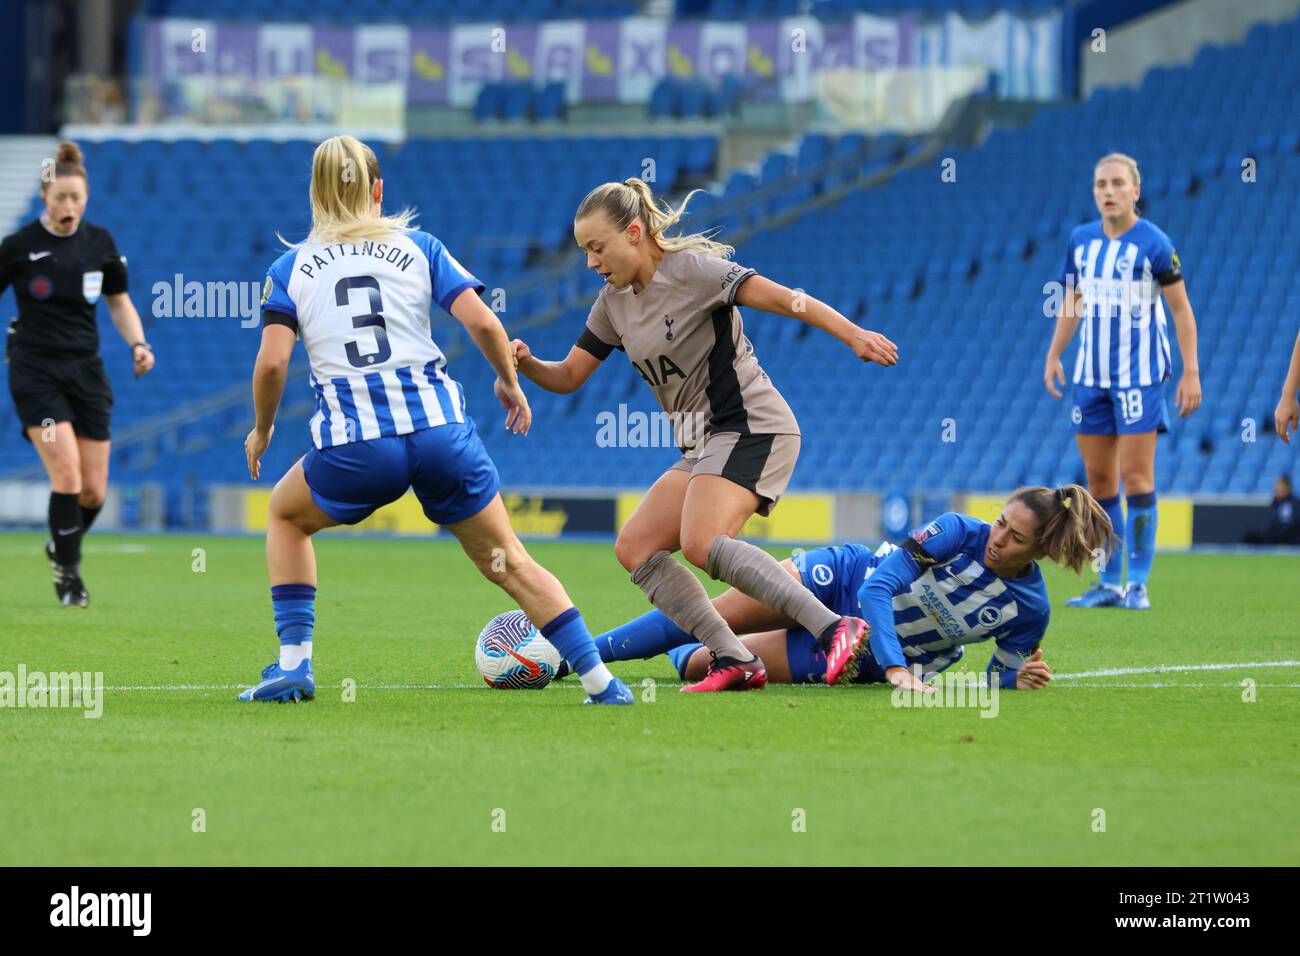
[1093,490,1158,589]
[540,608,601,677]
[543,608,620,697]
[667,643,704,679]
[594,609,694,662]
[1097,494,1125,590]
[1126,491,1158,587]
[272,584,315,669]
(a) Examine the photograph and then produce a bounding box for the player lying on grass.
[565,485,1112,690]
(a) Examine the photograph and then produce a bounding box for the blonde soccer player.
[510,178,903,692]
[240,135,630,705]
[1044,153,1202,610]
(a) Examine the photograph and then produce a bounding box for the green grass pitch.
[1,531,1297,866]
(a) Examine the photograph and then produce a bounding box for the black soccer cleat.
[56,570,89,609]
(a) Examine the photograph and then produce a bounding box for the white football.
[475,610,562,689]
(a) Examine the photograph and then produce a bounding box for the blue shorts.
[1072,383,1169,435]
[302,420,500,527]
[785,543,888,685]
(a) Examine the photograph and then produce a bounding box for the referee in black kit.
[0,140,155,607]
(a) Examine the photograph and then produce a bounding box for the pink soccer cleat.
[680,655,768,693]
[822,617,868,685]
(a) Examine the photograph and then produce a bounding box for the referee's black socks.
[80,501,102,534]
[49,492,83,570]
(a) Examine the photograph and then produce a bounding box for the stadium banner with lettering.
[138,11,1063,111]
[182,487,1275,545]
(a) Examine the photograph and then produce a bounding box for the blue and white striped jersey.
[859,513,1051,689]
[260,230,484,449]
[1059,218,1183,389]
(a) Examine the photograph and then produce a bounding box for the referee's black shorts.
[7,349,113,442]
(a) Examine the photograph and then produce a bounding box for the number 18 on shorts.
[1072,383,1170,435]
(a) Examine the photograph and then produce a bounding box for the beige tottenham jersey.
[575,249,799,455]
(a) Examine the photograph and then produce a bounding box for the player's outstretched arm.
[1044,293,1081,398]
[1161,279,1202,418]
[1274,327,1300,444]
[105,292,154,378]
[510,339,602,395]
[449,286,532,434]
[449,286,520,388]
[856,547,934,694]
[244,323,294,480]
[735,274,898,367]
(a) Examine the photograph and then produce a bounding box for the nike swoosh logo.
[503,646,541,678]
[29,251,51,260]
[56,527,79,536]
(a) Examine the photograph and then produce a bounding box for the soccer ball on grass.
[475,610,562,689]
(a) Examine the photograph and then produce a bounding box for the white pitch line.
[0,543,150,555]
[1054,682,1300,689]
[88,662,1300,692]
[104,683,502,691]
[1054,661,1300,680]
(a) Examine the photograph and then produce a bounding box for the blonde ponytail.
[286,135,416,247]
[575,178,733,258]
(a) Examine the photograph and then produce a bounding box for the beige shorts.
[669,432,800,516]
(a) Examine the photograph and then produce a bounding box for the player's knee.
[679,533,716,571]
[613,532,645,573]
[1085,472,1119,497]
[78,488,105,509]
[49,462,81,492]
[1122,470,1155,494]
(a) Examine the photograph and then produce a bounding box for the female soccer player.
[0,140,154,608]
[240,135,630,706]
[1044,153,1201,610]
[587,485,1112,690]
[510,178,900,692]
